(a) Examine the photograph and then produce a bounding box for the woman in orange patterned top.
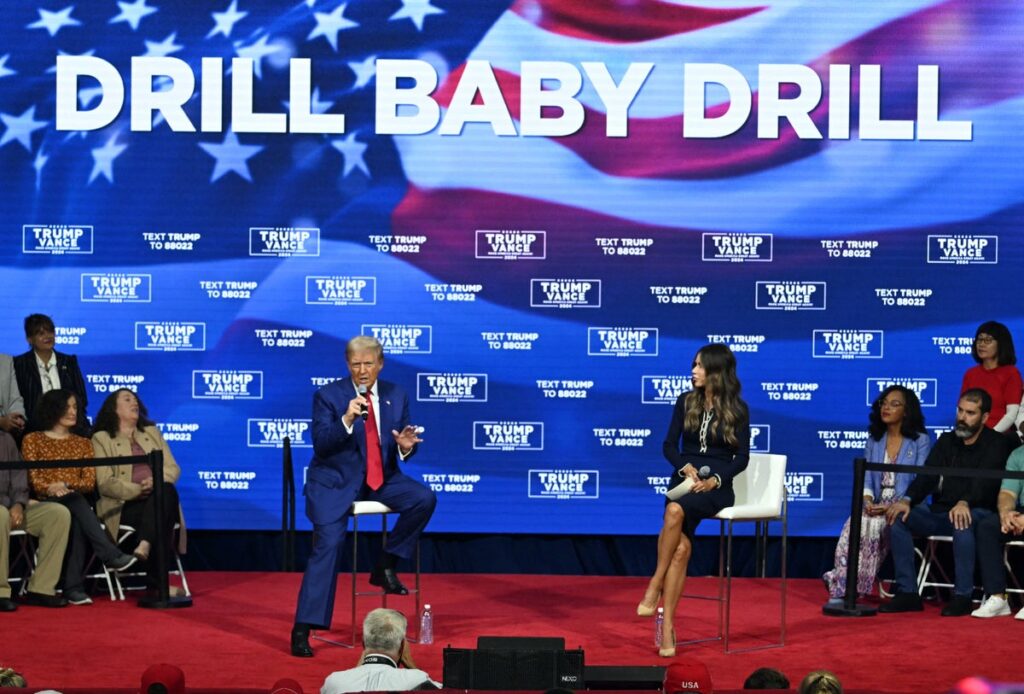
[21,389,137,605]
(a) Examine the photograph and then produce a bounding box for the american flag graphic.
[1,0,1022,534]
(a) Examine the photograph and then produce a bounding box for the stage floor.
[2,572,1011,692]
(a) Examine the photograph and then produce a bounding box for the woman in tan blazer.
[91,388,182,592]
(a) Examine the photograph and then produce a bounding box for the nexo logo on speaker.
[927,234,997,264]
[81,273,151,303]
[249,227,320,256]
[135,321,205,351]
[475,230,546,260]
[417,373,488,402]
[528,470,599,499]
[702,232,772,262]
[362,324,432,354]
[192,370,263,400]
[247,418,311,447]
[588,328,658,356]
[306,276,376,306]
[755,281,826,310]
[473,422,544,451]
[23,224,94,254]
[785,472,823,501]
[813,330,883,359]
[867,378,937,407]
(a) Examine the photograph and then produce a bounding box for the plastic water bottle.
[654,607,664,647]
[419,604,434,645]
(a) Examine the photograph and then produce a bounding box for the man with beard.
[880,388,1012,616]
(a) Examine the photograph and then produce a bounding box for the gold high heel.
[658,628,676,658]
[636,588,661,616]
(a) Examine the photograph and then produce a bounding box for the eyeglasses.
[975,336,996,345]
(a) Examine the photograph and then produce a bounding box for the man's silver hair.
[362,608,408,654]
[346,335,384,361]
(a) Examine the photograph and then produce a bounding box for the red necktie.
[365,389,384,490]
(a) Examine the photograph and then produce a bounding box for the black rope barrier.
[824,458,1024,617]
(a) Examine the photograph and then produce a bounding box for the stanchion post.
[282,436,295,572]
[138,449,192,609]
[823,457,876,616]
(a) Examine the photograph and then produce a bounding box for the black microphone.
[698,465,712,480]
[357,385,368,421]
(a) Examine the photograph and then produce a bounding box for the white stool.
[681,453,788,654]
[315,501,421,648]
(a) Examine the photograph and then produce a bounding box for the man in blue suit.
[291,336,436,657]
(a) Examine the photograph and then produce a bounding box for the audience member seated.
[91,389,183,595]
[140,663,185,694]
[881,389,1012,616]
[971,441,1024,619]
[962,321,1021,433]
[0,353,26,437]
[13,314,90,436]
[320,608,440,694]
[0,430,71,610]
[22,390,138,605]
[744,667,791,689]
[823,386,931,605]
[798,670,843,694]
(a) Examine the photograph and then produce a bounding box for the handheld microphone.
[357,385,368,421]
[698,465,712,480]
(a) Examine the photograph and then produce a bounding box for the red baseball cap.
[663,658,713,694]
[140,663,185,694]
[270,677,304,694]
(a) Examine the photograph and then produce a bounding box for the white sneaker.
[1016,606,1024,621]
[970,595,1011,618]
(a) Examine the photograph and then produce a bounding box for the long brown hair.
[683,344,744,447]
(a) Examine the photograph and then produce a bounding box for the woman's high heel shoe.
[658,628,676,658]
[636,589,661,616]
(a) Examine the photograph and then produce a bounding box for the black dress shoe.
[291,625,314,657]
[878,592,923,613]
[369,567,409,595]
[19,591,68,608]
[0,597,17,612]
[941,595,973,617]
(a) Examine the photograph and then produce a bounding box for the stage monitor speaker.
[476,635,566,651]
[585,665,666,690]
[443,646,584,690]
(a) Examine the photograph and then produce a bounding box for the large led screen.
[2,0,1021,534]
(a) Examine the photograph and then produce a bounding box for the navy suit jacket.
[304,378,416,526]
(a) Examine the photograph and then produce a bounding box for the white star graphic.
[0,54,16,79]
[282,87,334,114]
[89,134,128,184]
[348,54,377,89]
[0,106,48,153]
[235,35,281,79]
[389,0,443,31]
[307,3,358,52]
[34,148,49,190]
[199,130,264,183]
[46,49,96,75]
[330,132,369,177]
[26,5,82,37]
[110,0,158,31]
[207,0,248,39]
[144,32,184,57]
